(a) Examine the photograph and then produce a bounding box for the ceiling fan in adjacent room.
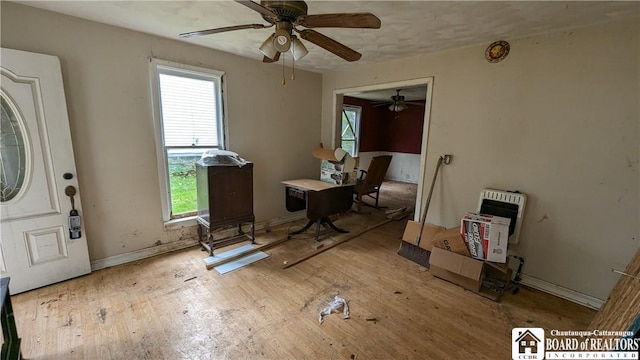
[373,89,425,112]
[179,0,381,64]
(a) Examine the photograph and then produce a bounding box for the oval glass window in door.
[0,94,28,202]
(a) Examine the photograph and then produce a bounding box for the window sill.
[164,215,198,231]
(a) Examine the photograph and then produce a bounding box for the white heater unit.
[477,189,527,244]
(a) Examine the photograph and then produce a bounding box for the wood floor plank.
[10,181,595,359]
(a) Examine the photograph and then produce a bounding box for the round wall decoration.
[485,40,510,63]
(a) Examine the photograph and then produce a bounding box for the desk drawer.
[286,187,306,212]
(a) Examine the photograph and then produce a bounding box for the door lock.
[65,186,81,239]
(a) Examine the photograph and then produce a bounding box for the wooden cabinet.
[196,159,254,255]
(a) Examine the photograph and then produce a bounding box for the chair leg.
[375,189,380,208]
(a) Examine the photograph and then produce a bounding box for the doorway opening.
[332,77,434,220]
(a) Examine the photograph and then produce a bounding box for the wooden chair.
[354,155,392,210]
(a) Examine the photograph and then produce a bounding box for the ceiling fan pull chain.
[291,56,296,81]
[282,52,286,85]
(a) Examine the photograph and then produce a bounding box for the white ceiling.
[15,1,639,74]
[346,84,427,102]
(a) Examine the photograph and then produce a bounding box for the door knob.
[65,185,76,210]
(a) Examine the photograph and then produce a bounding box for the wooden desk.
[282,179,354,241]
[1,277,22,360]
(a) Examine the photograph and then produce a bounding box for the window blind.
[159,73,219,147]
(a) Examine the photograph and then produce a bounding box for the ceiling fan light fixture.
[291,36,308,61]
[389,102,408,112]
[259,33,278,59]
[273,28,292,52]
[179,2,383,66]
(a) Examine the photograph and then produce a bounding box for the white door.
[0,48,91,294]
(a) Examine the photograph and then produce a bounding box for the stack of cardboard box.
[312,145,357,185]
[402,213,512,301]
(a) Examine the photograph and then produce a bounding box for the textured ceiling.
[346,84,427,102]
[15,1,640,73]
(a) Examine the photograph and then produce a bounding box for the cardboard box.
[461,213,510,263]
[429,247,512,301]
[312,144,357,185]
[320,164,357,185]
[321,159,350,172]
[401,222,470,256]
[401,222,445,250]
[429,247,484,291]
[431,226,471,257]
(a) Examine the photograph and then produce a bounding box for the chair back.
[360,155,392,191]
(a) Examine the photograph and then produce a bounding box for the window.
[341,105,361,157]
[150,59,225,220]
[0,94,27,203]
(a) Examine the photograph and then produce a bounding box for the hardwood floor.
[12,181,595,359]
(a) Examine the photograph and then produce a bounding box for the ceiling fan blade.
[405,101,425,106]
[298,13,381,29]
[263,52,281,63]
[234,0,280,21]
[179,24,269,38]
[298,29,361,62]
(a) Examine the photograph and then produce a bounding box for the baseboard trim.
[90,212,306,271]
[519,274,604,310]
[90,238,198,271]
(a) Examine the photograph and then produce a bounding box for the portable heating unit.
[476,188,527,244]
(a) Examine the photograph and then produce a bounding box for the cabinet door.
[208,165,253,224]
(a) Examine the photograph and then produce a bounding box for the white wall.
[1,3,323,261]
[3,3,638,301]
[358,151,421,184]
[322,20,640,300]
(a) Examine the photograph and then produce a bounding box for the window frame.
[341,105,361,157]
[149,59,228,223]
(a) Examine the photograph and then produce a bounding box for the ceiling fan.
[179,0,381,63]
[373,89,425,112]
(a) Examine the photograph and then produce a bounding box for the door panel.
[1,67,59,220]
[1,48,91,294]
[24,226,68,266]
